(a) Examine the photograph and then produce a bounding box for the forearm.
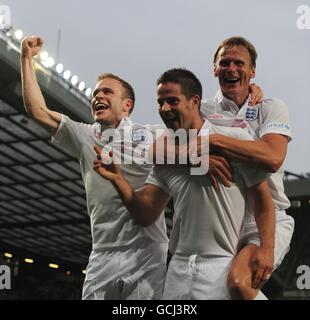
[210,134,280,172]
[251,182,275,249]
[112,175,162,227]
[21,56,61,134]
[21,56,48,116]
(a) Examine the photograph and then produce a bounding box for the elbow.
[25,108,35,120]
[266,158,282,173]
[24,104,39,120]
[23,102,34,117]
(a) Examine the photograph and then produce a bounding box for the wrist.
[112,171,125,186]
[20,53,33,61]
[260,243,275,250]
[209,134,220,150]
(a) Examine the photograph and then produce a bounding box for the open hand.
[93,145,121,182]
[251,246,274,289]
[208,154,233,191]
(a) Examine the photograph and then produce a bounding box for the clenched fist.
[21,36,44,59]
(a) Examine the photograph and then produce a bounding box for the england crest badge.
[132,128,147,144]
[245,107,259,121]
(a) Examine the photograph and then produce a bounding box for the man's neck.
[97,117,126,129]
[223,91,249,109]
[190,115,204,132]
[97,121,117,129]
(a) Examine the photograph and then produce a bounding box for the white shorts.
[239,210,294,270]
[82,239,168,300]
[163,254,233,300]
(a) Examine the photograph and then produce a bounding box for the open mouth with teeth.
[161,111,178,121]
[95,103,109,112]
[224,77,240,85]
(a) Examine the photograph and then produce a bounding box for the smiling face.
[157,82,201,131]
[214,45,256,106]
[91,78,132,127]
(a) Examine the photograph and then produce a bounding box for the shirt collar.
[94,117,133,142]
[117,117,133,129]
[200,118,213,132]
[214,90,250,114]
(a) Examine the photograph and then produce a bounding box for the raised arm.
[20,36,62,136]
[209,133,288,173]
[93,146,170,226]
[248,180,275,288]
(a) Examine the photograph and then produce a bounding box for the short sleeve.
[260,99,292,141]
[232,161,270,188]
[145,166,170,195]
[52,115,88,160]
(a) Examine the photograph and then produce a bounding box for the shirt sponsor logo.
[207,114,224,119]
[265,123,290,130]
[245,107,259,121]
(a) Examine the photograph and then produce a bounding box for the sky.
[2,0,310,174]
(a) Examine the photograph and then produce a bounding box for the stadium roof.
[0,30,93,266]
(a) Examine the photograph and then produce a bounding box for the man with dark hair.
[93,68,275,299]
[156,68,203,100]
[201,36,294,299]
[20,36,168,300]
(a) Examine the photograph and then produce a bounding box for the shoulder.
[260,98,289,114]
[63,114,94,126]
[201,98,217,109]
[257,99,290,126]
[201,98,217,117]
[58,115,95,134]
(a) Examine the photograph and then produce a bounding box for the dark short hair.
[157,68,202,100]
[213,36,257,67]
[97,73,135,114]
